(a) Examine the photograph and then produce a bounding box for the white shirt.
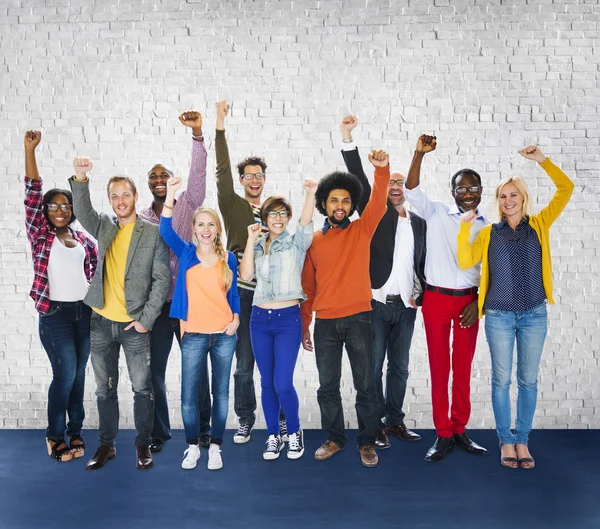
[372,215,415,308]
[47,237,89,301]
[404,185,487,289]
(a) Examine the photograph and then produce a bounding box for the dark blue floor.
[1,429,598,529]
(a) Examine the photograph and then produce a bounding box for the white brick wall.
[1,0,598,431]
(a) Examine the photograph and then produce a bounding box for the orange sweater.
[301,165,390,332]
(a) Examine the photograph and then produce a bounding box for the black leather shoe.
[452,433,488,455]
[200,434,211,449]
[85,445,116,471]
[385,423,421,441]
[149,439,164,453]
[374,429,391,450]
[136,445,154,470]
[424,436,455,462]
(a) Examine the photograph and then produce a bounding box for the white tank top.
[47,237,89,301]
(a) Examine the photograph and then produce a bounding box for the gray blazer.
[68,177,170,331]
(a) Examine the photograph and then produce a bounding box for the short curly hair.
[315,171,363,217]
[237,156,267,177]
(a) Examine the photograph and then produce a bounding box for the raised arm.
[239,223,261,282]
[69,157,102,238]
[159,176,188,257]
[23,131,44,243]
[215,101,236,208]
[405,134,437,190]
[293,179,317,252]
[339,115,370,216]
[518,146,575,227]
[358,150,391,237]
[177,111,207,213]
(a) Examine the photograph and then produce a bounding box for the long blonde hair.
[191,207,233,290]
[495,175,531,221]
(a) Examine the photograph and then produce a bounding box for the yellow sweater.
[457,158,574,319]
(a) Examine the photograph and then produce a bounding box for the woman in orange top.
[160,177,240,472]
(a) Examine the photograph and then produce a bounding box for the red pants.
[421,290,479,438]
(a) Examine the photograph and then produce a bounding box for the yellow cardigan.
[457,158,574,319]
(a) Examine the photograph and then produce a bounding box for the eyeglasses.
[47,203,73,212]
[242,173,265,181]
[388,179,405,187]
[454,186,481,195]
[266,210,289,219]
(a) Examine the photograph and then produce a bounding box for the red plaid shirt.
[24,176,98,315]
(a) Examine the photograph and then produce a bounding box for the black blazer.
[342,147,427,305]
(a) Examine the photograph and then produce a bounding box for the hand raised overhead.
[368,149,390,168]
[73,157,93,179]
[341,115,358,139]
[179,111,203,131]
[216,101,230,119]
[24,130,42,150]
[416,134,437,154]
[302,178,318,196]
[518,145,546,164]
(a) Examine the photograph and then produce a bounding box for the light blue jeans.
[484,302,548,445]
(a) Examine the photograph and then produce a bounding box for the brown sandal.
[46,438,73,462]
[69,435,85,459]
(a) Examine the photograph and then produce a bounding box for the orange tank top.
[181,261,233,335]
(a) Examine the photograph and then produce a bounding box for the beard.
[327,213,348,225]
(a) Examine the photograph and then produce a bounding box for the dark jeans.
[38,301,91,441]
[371,299,417,426]
[150,302,212,441]
[90,312,154,447]
[313,312,380,448]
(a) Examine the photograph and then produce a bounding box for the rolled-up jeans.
[180,332,236,445]
[484,302,548,446]
[90,311,154,448]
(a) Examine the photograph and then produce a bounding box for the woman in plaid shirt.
[24,131,98,462]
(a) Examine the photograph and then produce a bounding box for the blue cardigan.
[159,216,240,321]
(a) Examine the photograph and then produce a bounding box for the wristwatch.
[342,137,353,143]
[192,134,204,141]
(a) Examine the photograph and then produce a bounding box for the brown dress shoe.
[136,445,153,470]
[385,423,421,441]
[375,429,391,449]
[359,444,379,467]
[85,445,116,471]
[314,440,343,461]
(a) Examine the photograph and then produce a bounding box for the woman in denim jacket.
[240,179,317,461]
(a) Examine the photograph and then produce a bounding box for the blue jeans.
[150,302,212,442]
[250,305,302,435]
[485,302,548,445]
[38,301,91,441]
[313,312,380,448]
[371,300,417,426]
[90,312,154,447]
[181,332,236,445]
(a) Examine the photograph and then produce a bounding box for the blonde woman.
[160,176,240,471]
[457,146,574,469]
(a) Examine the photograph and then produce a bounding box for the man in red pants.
[405,135,489,462]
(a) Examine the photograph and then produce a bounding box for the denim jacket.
[252,222,314,306]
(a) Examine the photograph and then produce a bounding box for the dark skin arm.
[24,131,41,180]
[405,134,436,190]
[459,302,478,328]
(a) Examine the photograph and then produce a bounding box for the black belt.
[385,295,403,303]
[425,284,478,297]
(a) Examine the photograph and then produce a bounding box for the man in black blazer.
[340,115,426,449]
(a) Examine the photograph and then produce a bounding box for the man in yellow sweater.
[301,150,390,467]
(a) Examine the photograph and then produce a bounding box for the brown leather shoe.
[85,445,116,471]
[136,445,153,470]
[375,429,391,449]
[314,440,343,461]
[359,444,379,467]
[385,423,421,441]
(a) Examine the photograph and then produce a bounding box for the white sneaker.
[181,444,201,470]
[263,434,283,461]
[207,443,223,470]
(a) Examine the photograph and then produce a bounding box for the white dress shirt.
[404,185,487,289]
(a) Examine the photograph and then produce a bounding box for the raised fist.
[247,222,261,242]
[302,178,318,196]
[341,115,358,139]
[24,130,42,150]
[216,101,230,119]
[179,111,203,130]
[166,176,182,194]
[460,210,477,224]
[518,145,546,164]
[73,156,93,178]
[368,149,389,168]
[416,134,437,154]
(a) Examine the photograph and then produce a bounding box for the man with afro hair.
[301,149,390,468]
